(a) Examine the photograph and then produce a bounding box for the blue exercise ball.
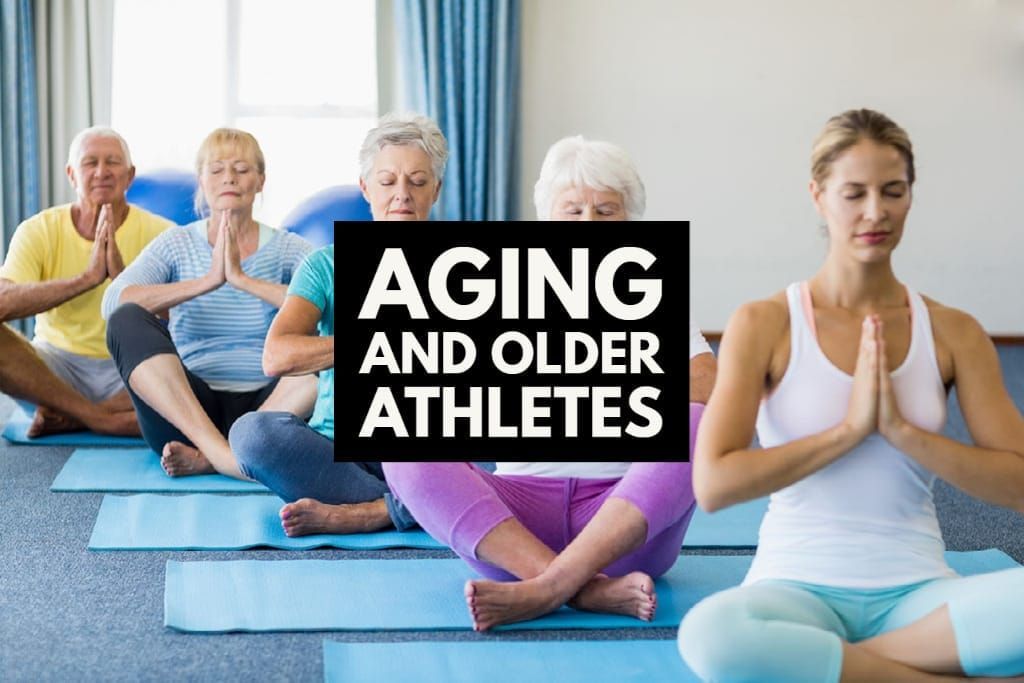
[282,185,371,247]
[126,169,202,226]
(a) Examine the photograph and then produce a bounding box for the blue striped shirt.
[102,220,313,390]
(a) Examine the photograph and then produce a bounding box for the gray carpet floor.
[1,346,1022,681]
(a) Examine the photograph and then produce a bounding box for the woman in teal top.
[228,244,417,535]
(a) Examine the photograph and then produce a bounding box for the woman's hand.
[204,211,227,289]
[875,317,908,443]
[224,214,246,287]
[842,315,880,443]
[211,213,286,307]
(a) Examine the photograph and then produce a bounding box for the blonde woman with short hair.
[101,128,314,480]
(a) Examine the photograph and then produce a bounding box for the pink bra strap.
[800,281,817,340]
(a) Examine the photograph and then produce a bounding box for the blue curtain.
[1,0,41,335]
[397,0,520,220]
[1,0,41,248]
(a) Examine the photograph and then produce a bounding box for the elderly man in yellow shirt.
[0,126,171,436]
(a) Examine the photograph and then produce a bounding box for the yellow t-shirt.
[0,204,172,358]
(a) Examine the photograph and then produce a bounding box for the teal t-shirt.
[287,245,334,440]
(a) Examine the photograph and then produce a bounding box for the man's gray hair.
[66,126,133,168]
[359,112,448,183]
[534,135,646,220]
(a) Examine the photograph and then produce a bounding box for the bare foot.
[464,570,657,632]
[569,571,657,621]
[160,441,215,477]
[279,498,391,536]
[464,577,567,631]
[27,406,83,437]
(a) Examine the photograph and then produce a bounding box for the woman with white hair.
[359,112,448,221]
[534,135,646,221]
[222,113,449,538]
[376,135,693,631]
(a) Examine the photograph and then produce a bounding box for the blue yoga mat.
[164,550,1019,633]
[684,497,766,547]
[51,448,270,493]
[323,640,698,683]
[2,407,147,447]
[90,494,444,550]
[88,491,763,550]
[165,555,744,633]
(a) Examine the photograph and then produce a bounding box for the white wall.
[520,0,1024,334]
[376,0,400,115]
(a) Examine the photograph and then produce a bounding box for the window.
[111,0,377,226]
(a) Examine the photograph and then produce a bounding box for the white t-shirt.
[690,319,712,359]
[494,462,632,478]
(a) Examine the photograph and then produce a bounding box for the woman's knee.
[229,411,288,472]
[678,590,763,682]
[637,512,696,578]
[613,461,695,539]
[106,303,148,345]
[952,568,1024,677]
[106,302,165,370]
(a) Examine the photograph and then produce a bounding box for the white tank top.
[494,462,632,478]
[745,282,956,588]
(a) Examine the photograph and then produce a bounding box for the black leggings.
[106,303,277,452]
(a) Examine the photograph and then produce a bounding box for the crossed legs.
[0,325,138,436]
[123,350,313,479]
[229,412,417,536]
[382,462,695,630]
[855,567,1024,680]
[463,496,662,630]
[106,303,316,479]
[678,568,1024,682]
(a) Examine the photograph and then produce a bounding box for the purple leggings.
[382,462,696,581]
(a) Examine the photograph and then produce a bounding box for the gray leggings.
[228,411,417,530]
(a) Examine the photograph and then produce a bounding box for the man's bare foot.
[464,576,568,631]
[160,441,216,477]
[27,406,83,437]
[279,498,391,536]
[568,571,657,621]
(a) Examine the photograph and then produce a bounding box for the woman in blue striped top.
[101,128,313,479]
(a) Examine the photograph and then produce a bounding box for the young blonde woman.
[678,109,1024,682]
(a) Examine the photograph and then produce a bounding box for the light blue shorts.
[679,567,1024,682]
